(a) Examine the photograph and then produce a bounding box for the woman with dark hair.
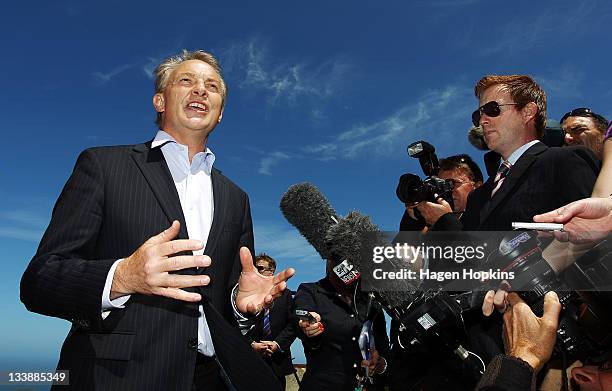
[295,259,389,390]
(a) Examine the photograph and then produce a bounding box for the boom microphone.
[279,182,340,261]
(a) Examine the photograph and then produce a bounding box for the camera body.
[491,230,612,362]
[396,141,454,210]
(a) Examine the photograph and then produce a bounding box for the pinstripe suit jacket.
[20,142,279,390]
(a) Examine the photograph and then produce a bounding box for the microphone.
[280,182,339,261]
[280,183,361,284]
[280,182,416,303]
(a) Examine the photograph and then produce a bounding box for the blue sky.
[2,0,612,374]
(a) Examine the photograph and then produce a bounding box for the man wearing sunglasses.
[561,108,608,160]
[419,75,599,233]
[247,254,297,390]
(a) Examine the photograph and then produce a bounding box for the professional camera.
[396,140,454,210]
[489,230,612,363]
[367,229,612,384]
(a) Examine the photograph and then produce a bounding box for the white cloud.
[142,57,160,80]
[220,37,351,109]
[536,66,584,103]
[303,84,474,160]
[0,210,48,242]
[0,227,43,242]
[92,64,133,85]
[258,151,291,175]
[480,2,601,57]
[254,222,322,265]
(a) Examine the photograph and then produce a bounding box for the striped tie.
[491,160,512,197]
[262,309,271,339]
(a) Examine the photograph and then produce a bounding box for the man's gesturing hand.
[111,221,211,302]
[235,247,295,315]
[503,291,561,373]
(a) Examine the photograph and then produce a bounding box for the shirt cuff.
[231,284,261,335]
[101,259,131,319]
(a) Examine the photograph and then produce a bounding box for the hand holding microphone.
[298,311,324,338]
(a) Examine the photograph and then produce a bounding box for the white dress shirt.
[101,130,217,356]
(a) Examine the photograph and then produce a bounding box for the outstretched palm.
[235,247,295,314]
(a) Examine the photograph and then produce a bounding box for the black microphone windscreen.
[280,182,339,260]
[325,211,382,270]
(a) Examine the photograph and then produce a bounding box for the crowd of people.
[19,49,612,391]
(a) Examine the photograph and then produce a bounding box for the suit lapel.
[479,142,547,225]
[203,168,227,259]
[130,142,189,240]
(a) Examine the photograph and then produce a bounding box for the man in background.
[248,254,297,389]
[561,107,608,160]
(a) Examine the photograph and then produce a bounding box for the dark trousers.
[192,354,228,391]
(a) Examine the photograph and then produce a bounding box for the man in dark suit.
[417,75,599,232]
[413,75,599,366]
[247,254,297,390]
[20,50,294,391]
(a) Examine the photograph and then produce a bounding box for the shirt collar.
[505,140,540,166]
[152,130,216,175]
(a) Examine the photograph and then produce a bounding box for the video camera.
[396,140,454,210]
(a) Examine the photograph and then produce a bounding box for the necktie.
[262,309,271,339]
[491,160,512,197]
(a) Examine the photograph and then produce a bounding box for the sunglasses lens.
[471,110,480,126]
[482,101,501,117]
[472,102,502,126]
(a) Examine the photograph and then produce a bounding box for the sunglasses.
[472,101,519,126]
[445,178,474,189]
[256,265,275,273]
[560,107,608,125]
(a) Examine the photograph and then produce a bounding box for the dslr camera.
[396,140,454,210]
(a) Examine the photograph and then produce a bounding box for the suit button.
[353,363,358,368]
[352,337,356,341]
[188,337,198,350]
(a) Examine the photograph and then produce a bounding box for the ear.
[217,106,224,123]
[153,93,165,113]
[521,102,538,124]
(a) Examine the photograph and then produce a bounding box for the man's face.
[478,85,528,159]
[153,59,224,139]
[255,260,275,277]
[438,168,479,213]
[562,116,604,158]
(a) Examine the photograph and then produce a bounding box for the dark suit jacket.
[20,142,280,390]
[246,290,296,378]
[433,142,600,231]
[430,142,599,364]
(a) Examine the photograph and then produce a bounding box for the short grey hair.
[153,49,227,127]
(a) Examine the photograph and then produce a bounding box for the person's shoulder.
[540,144,595,159]
[73,143,145,166]
[296,280,322,293]
[81,143,144,158]
[540,145,600,171]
